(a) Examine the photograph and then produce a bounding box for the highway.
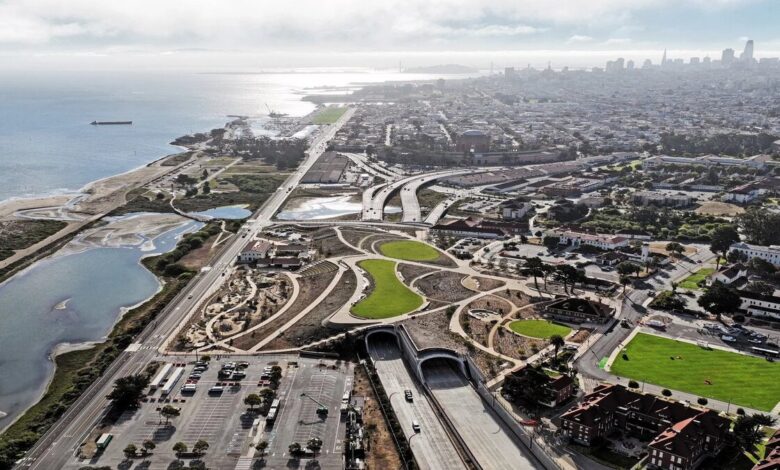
[423,360,543,470]
[363,169,473,222]
[367,337,465,470]
[17,109,354,470]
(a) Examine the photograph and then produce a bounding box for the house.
[729,243,780,267]
[753,429,780,470]
[237,240,273,263]
[547,229,629,251]
[647,410,732,470]
[431,217,513,239]
[710,263,746,285]
[723,182,767,204]
[561,384,731,470]
[542,375,576,408]
[501,200,534,220]
[738,290,780,321]
[545,298,613,324]
[632,190,693,208]
[596,251,627,266]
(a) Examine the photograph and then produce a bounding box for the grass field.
[378,240,441,262]
[679,267,715,289]
[611,333,780,411]
[312,106,348,124]
[507,319,572,339]
[352,259,424,319]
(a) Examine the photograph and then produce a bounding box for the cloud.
[567,35,594,44]
[603,38,633,46]
[0,0,768,51]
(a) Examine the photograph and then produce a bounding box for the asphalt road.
[17,110,354,470]
[367,338,465,470]
[423,360,543,470]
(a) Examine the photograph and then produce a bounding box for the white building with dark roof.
[729,242,780,266]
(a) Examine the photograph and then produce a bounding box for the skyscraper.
[721,48,735,65]
[740,39,754,63]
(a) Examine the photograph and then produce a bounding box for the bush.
[737,408,745,416]
[733,314,745,323]
[649,291,686,311]
[628,380,639,389]
[662,389,672,397]
[697,397,708,406]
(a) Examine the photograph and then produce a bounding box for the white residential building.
[739,291,780,320]
[547,230,630,250]
[729,242,780,267]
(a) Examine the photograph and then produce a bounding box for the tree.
[549,335,565,364]
[617,261,641,279]
[628,380,639,389]
[502,366,552,408]
[256,440,269,460]
[671,281,679,293]
[141,440,156,457]
[745,280,775,297]
[666,242,684,259]
[244,393,263,412]
[193,440,209,457]
[554,265,579,295]
[709,225,739,270]
[747,257,776,276]
[107,374,149,409]
[307,437,323,461]
[619,275,632,294]
[522,257,545,292]
[661,389,672,397]
[288,442,302,457]
[542,235,560,251]
[698,281,741,320]
[202,181,211,194]
[697,397,708,406]
[738,207,780,246]
[733,414,777,452]
[160,405,180,426]
[541,264,555,291]
[172,442,188,458]
[123,444,137,460]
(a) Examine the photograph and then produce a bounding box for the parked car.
[404,390,413,402]
[721,335,737,343]
[412,420,420,432]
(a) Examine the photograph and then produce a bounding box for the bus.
[752,346,780,358]
[96,433,113,451]
[266,399,281,426]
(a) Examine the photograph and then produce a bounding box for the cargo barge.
[90,121,133,125]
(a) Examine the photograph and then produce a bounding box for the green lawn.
[378,240,441,262]
[507,319,572,339]
[611,333,780,411]
[312,106,348,124]
[679,267,715,289]
[352,259,424,319]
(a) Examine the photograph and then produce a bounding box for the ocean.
[0,68,456,203]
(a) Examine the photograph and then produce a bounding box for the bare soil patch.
[465,276,506,292]
[312,228,360,258]
[260,269,356,350]
[493,326,546,361]
[695,201,745,217]
[398,263,438,285]
[415,271,475,302]
[494,289,532,308]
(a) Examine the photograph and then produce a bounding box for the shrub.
[697,397,708,406]
[628,380,639,389]
[662,389,672,397]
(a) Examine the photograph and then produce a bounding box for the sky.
[0,0,779,70]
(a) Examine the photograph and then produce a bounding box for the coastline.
[0,216,199,435]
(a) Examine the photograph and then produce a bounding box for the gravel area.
[313,228,360,257]
[465,295,513,316]
[493,327,546,361]
[469,276,506,292]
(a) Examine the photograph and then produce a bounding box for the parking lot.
[260,359,353,470]
[66,354,352,470]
